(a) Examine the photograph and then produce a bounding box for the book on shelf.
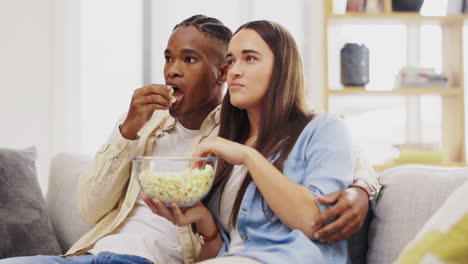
[346,0,366,12]
[394,67,448,89]
[365,0,384,13]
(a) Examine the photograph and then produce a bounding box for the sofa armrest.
[45,153,95,253]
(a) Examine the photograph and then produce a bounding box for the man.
[0,15,379,264]
[0,14,231,264]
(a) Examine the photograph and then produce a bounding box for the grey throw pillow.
[0,147,61,258]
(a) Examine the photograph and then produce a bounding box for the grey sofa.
[45,154,468,263]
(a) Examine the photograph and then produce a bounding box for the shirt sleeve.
[77,113,141,224]
[302,115,355,213]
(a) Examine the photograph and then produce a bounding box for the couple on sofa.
[1,15,379,264]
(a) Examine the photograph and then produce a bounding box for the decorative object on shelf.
[366,0,384,13]
[340,43,369,87]
[392,0,424,12]
[394,67,448,89]
[346,0,366,12]
[447,0,463,14]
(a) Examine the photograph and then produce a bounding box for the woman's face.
[226,29,274,111]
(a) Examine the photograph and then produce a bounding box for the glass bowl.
[133,156,218,207]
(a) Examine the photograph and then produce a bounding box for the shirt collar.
[158,105,221,135]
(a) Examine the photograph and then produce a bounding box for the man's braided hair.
[173,15,232,47]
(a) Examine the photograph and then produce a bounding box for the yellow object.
[394,149,443,164]
[396,179,468,264]
[398,214,468,263]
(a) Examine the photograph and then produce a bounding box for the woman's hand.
[193,136,253,165]
[141,194,210,226]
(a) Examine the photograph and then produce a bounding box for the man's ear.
[216,63,229,84]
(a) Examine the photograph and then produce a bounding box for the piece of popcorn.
[168,88,176,103]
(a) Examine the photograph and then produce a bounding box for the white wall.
[80,0,144,155]
[307,0,326,112]
[50,0,82,160]
[1,0,144,192]
[0,0,53,193]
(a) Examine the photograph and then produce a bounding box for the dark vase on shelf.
[340,43,369,87]
[392,0,425,12]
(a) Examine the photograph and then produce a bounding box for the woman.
[144,20,354,264]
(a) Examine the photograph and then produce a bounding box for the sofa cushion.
[0,146,61,258]
[395,178,468,263]
[368,165,468,264]
[45,153,94,253]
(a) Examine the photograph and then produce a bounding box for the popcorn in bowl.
[133,157,217,207]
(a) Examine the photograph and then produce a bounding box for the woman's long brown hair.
[205,20,315,227]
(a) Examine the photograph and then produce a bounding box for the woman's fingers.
[141,194,159,215]
[193,142,212,158]
[153,198,175,223]
[171,203,187,225]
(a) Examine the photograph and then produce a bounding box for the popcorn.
[138,164,214,206]
[169,88,176,103]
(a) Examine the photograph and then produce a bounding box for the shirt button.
[241,206,248,212]
[242,236,248,241]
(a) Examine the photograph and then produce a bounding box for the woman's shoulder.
[291,114,352,153]
[302,113,347,136]
[291,114,352,160]
[286,113,352,164]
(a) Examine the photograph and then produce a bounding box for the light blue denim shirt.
[207,114,354,264]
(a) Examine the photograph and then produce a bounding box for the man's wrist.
[119,124,139,140]
[350,179,373,200]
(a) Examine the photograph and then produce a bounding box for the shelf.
[374,162,467,172]
[327,13,468,25]
[323,2,466,165]
[327,88,462,96]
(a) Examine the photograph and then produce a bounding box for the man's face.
[164,26,224,123]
